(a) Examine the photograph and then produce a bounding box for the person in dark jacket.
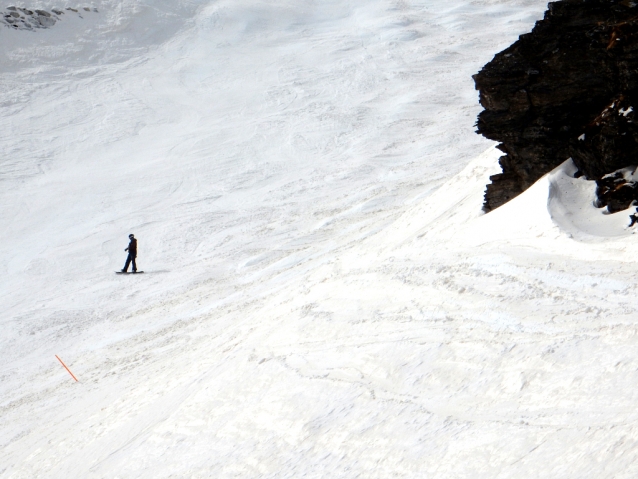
[122,234,138,273]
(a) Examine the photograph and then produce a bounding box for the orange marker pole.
[55,355,78,382]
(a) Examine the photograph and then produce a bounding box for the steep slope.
[7,1,638,478]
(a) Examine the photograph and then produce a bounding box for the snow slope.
[5,0,638,477]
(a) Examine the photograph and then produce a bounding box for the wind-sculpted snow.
[6,1,638,478]
[547,160,638,241]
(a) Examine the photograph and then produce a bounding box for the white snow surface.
[4,1,638,477]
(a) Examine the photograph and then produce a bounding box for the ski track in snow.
[4,0,638,477]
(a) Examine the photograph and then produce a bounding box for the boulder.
[35,14,56,28]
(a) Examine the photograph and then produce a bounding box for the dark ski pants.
[123,254,137,272]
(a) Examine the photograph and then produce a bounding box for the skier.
[122,234,138,273]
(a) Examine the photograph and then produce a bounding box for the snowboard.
[115,271,145,274]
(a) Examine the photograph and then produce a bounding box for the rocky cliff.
[474,0,638,213]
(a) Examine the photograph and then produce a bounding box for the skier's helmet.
[129,234,134,238]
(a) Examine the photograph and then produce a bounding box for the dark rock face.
[595,168,638,213]
[474,0,638,212]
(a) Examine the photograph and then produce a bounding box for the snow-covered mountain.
[4,1,638,477]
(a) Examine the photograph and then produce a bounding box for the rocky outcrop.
[595,167,638,213]
[474,0,638,213]
[0,6,98,31]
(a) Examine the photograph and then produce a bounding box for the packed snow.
[3,0,638,477]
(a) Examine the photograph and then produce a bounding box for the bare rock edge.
[474,0,638,213]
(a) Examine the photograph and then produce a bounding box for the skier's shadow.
[144,270,171,274]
